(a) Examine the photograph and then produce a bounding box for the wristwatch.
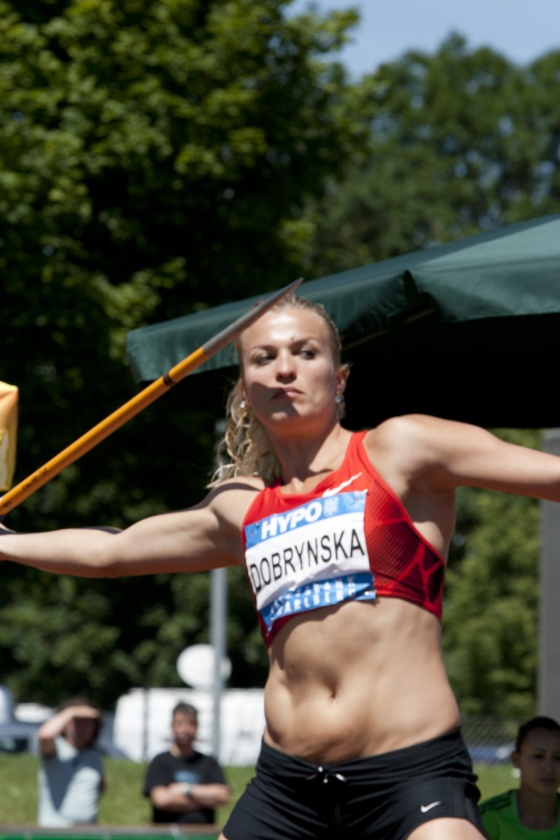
[182,783,193,797]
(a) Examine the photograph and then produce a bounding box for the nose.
[274,349,296,379]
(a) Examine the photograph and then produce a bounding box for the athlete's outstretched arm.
[0,481,256,577]
[372,414,560,500]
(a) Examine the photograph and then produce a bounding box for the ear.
[335,363,349,398]
[511,750,521,769]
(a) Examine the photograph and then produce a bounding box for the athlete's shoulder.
[206,475,265,508]
[363,414,445,462]
[369,413,455,440]
[203,476,265,533]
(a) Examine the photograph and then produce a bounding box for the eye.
[299,346,317,359]
[252,352,273,366]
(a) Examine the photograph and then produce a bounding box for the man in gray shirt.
[38,697,105,827]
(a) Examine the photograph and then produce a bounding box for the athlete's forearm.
[0,503,243,578]
[0,486,249,578]
[0,527,123,578]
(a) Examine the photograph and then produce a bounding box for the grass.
[0,754,254,827]
[0,754,517,827]
[476,762,518,800]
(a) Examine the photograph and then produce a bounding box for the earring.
[335,394,342,404]
[240,400,246,409]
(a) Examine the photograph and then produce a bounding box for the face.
[513,728,560,796]
[239,307,346,432]
[64,716,98,750]
[172,711,198,749]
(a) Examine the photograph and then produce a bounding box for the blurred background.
[1,0,560,824]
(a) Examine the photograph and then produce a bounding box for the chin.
[267,408,302,423]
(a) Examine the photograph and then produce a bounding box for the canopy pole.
[538,428,560,721]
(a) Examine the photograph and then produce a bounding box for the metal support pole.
[210,566,228,760]
[538,429,560,719]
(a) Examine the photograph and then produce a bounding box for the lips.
[272,388,301,399]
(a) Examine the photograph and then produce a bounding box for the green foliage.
[0,3,556,717]
[0,0,370,707]
[0,752,517,825]
[443,430,542,718]
[298,36,560,276]
[0,753,254,826]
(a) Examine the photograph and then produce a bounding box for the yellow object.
[0,381,18,491]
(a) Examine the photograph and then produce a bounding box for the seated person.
[480,716,560,838]
[143,702,230,824]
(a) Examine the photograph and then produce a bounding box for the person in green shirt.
[480,716,560,838]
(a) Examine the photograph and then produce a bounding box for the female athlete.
[3,295,560,839]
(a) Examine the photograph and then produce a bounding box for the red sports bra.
[242,430,445,647]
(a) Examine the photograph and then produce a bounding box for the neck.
[171,743,194,758]
[270,422,351,490]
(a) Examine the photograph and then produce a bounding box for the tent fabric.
[126,215,560,429]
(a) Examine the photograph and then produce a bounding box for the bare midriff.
[263,597,459,763]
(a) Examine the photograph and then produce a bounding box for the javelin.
[0,278,303,516]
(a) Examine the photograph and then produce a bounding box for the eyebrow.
[247,335,324,350]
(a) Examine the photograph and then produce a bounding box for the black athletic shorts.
[222,728,488,840]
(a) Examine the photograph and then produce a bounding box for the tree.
[0,0,373,707]
[290,36,560,715]
[1,11,555,716]
[296,35,560,276]
[443,430,542,719]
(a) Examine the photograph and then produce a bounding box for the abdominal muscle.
[262,597,459,764]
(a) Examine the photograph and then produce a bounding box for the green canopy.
[126,214,560,429]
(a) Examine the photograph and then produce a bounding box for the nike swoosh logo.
[322,472,363,496]
[420,801,442,813]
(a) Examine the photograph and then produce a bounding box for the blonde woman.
[3,295,560,839]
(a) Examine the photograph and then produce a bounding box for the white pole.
[538,429,560,720]
[210,566,228,760]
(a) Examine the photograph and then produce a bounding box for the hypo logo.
[245,492,366,550]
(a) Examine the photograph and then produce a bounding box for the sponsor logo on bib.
[245,491,375,631]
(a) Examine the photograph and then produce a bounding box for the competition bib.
[244,491,376,633]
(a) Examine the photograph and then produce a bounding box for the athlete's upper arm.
[98,478,261,576]
[369,414,560,500]
[0,480,260,578]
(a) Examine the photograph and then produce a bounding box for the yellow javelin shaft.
[0,278,302,515]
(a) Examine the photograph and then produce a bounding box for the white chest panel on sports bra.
[244,491,376,633]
